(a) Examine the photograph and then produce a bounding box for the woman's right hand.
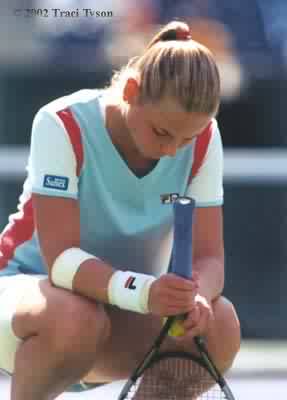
[148,273,199,317]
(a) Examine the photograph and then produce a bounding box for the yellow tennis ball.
[168,320,185,337]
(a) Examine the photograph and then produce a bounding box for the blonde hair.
[109,21,220,115]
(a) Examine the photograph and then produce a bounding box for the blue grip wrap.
[171,197,195,279]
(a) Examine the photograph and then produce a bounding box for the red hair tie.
[176,28,192,41]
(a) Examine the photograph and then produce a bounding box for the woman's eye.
[153,128,168,137]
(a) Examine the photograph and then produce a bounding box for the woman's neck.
[105,101,155,171]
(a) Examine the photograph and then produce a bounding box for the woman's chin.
[147,150,163,160]
[139,151,161,162]
[149,155,162,162]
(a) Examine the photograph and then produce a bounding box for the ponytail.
[110,20,220,115]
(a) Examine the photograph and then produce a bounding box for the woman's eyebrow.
[160,127,195,140]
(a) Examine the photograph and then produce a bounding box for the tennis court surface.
[0,340,286,398]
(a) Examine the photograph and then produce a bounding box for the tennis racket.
[118,196,236,400]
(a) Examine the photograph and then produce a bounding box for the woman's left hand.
[177,294,214,340]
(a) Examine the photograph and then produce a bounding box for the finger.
[160,287,198,304]
[160,304,195,316]
[167,302,196,312]
[188,310,210,337]
[182,317,204,338]
[165,292,197,306]
[166,283,199,297]
[164,304,196,316]
[191,271,200,282]
[183,308,200,329]
[155,299,196,316]
[164,274,199,291]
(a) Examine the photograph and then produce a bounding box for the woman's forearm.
[193,256,225,302]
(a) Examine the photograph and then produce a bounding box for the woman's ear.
[123,77,140,104]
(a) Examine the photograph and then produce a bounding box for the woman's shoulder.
[36,89,105,118]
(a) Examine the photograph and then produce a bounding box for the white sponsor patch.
[43,175,69,190]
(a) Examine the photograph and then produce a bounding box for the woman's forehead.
[149,96,186,114]
[145,100,210,133]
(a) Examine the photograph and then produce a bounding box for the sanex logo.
[43,175,69,191]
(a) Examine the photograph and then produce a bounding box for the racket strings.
[128,356,225,399]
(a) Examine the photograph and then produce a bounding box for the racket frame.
[118,196,236,400]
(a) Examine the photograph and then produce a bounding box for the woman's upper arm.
[29,108,82,272]
[33,194,80,273]
[192,206,224,262]
[186,121,224,259]
[186,120,223,208]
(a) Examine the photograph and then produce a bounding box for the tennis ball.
[168,320,185,337]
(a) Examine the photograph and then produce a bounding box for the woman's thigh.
[0,273,108,376]
[83,306,181,382]
[0,274,46,374]
[0,274,166,382]
[0,274,163,382]
[0,274,162,381]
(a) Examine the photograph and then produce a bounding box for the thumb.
[183,306,200,329]
[192,271,199,282]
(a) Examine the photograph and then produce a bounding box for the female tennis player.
[0,20,240,399]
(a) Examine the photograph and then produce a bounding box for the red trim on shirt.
[189,121,213,183]
[56,108,84,177]
[0,197,34,270]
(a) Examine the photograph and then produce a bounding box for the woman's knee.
[13,280,111,354]
[213,296,241,343]
[51,296,111,353]
[210,296,241,368]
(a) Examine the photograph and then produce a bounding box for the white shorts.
[0,274,46,375]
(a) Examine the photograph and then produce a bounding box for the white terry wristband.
[51,247,97,290]
[108,270,156,314]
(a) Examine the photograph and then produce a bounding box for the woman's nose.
[163,142,177,157]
